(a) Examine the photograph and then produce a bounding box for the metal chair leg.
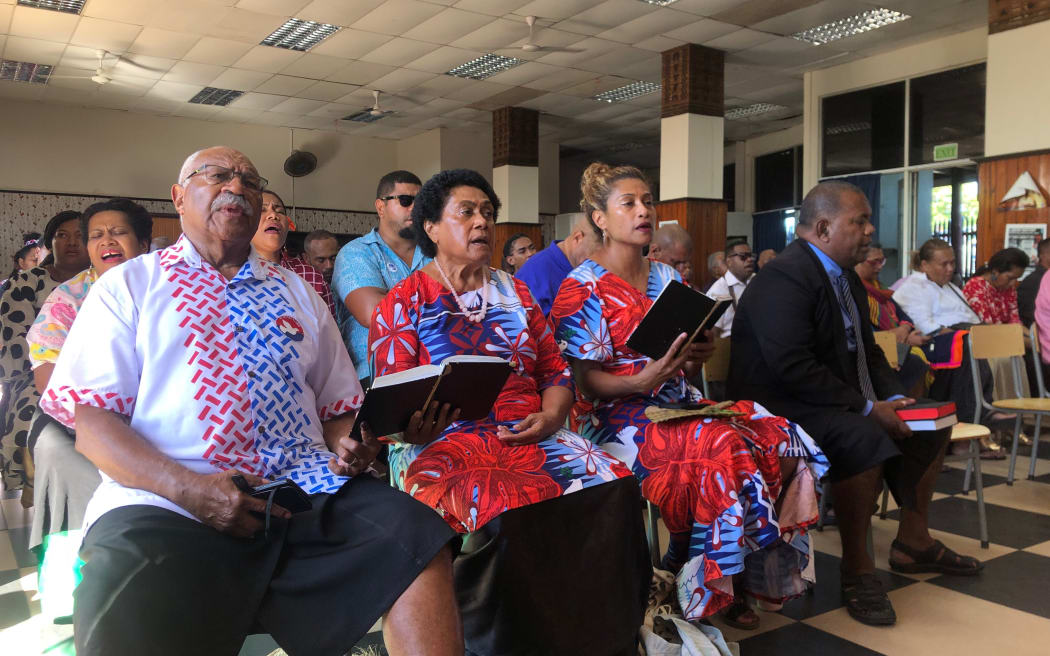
[1008,414,1023,485]
[645,500,661,569]
[1029,414,1043,480]
[972,439,989,549]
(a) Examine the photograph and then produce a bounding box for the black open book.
[351,355,513,439]
[625,280,731,361]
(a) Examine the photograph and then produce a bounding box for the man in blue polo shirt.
[332,170,428,385]
[515,215,600,315]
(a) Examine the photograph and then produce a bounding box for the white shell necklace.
[433,259,489,323]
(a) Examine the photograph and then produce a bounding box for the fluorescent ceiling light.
[793,8,910,46]
[16,0,85,14]
[637,0,679,5]
[446,54,524,81]
[343,111,385,123]
[189,87,245,106]
[724,102,788,120]
[0,60,53,84]
[594,81,661,103]
[261,18,340,52]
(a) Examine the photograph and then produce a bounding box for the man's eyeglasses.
[380,194,416,207]
[183,164,268,192]
[729,252,754,260]
[866,257,886,265]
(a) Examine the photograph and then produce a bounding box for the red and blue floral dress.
[368,268,634,534]
[551,259,830,619]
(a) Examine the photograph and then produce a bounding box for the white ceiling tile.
[661,0,743,17]
[83,0,164,25]
[534,36,620,66]
[403,46,482,74]
[334,86,377,105]
[234,0,312,16]
[484,60,561,86]
[210,67,272,91]
[182,37,255,66]
[171,103,222,120]
[418,96,466,114]
[69,17,143,53]
[308,28,392,59]
[351,0,445,37]
[206,8,287,44]
[0,82,45,101]
[402,8,497,44]
[446,80,511,103]
[521,67,597,92]
[8,6,80,43]
[284,114,333,130]
[596,7,693,44]
[98,74,158,96]
[268,96,327,114]
[516,92,581,113]
[130,96,183,114]
[554,0,654,36]
[278,53,347,79]
[111,53,175,80]
[411,73,472,97]
[514,0,606,21]
[703,28,778,52]
[508,26,585,58]
[298,80,358,101]
[46,67,101,92]
[358,38,440,67]
[229,91,287,109]
[634,34,685,52]
[560,74,627,97]
[59,44,105,69]
[368,68,436,92]
[451,0,532,16]
[232,45,304,73]
[615,57,662,83]
[212,106,265,123]
[145,80,202,102]
[144,1,233,35]
[162,61,226,85]
[128,27,201,59]
[297,0,386,27]
[253,74,314,95]
[4,36,68,65]
[90,94,135,111]
[306,101,354,117]
[663,18,738,43]
[0,5,10,34]
[451,18,525,51]
[252,110,294,125]
[325,60,397,85]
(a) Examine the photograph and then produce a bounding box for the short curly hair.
[412,169,501,258]
[80,198,154,246]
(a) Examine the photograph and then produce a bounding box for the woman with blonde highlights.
[552,162,828,627]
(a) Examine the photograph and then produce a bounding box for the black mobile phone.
[232,475,312,514]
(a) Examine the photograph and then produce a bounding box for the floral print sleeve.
[27,268,97,368]
[550,270,611,363]
[513,277,573,392]
[368,276,424,378]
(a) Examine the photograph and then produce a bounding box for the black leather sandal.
[888,539,983,576]
[841,572,896,626]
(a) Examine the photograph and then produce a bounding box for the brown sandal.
[888,539,983,576]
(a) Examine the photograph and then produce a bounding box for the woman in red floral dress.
[962,247,1028,324]
[368,169,650,656]
[551,163,829,628]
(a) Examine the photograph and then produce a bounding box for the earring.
[602,229,608,241]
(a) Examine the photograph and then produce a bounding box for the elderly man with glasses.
[707,238,755,337]
[41,147,462,656]
[332,170,428,387]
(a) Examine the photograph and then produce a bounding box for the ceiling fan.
[50,49,166,87]
[508,16,584,54]
[368,89,395,117]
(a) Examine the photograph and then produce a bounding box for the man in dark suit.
[729,181,982,626]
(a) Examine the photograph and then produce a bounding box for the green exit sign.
[933,143,959,161]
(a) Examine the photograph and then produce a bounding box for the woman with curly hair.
[367,168,650,655]
[550,162,829,629]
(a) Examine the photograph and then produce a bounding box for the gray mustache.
[211,191,254,214]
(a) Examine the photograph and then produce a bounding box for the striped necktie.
[835,273,877,402]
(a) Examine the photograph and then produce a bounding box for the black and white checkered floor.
[3,446,1050,655]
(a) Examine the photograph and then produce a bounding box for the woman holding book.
[367,168,649,656]
[550,162,829,628]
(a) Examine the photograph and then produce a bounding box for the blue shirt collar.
[362,227,425,270]
[806,241,843,278]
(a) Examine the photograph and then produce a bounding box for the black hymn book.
[625,280,731,361]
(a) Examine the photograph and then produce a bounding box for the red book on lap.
[895,401,957,421]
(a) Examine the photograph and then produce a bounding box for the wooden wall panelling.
[660,44,724,119]
[976,149,1050,266]
[654,198,727,288]
[492,107,539,168]
[989,0,1050,34]
[151,215,182,244]
[490,222,544,270]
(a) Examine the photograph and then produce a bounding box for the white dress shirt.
[891,271,980,335]
[41,236,363,529]
[706,270,752,336]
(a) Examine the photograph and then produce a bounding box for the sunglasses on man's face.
[380,194,416,207]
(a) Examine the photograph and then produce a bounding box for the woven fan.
[644,400,744,424]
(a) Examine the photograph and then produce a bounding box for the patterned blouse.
[962,275,1019,325]
[27,267,98,368]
